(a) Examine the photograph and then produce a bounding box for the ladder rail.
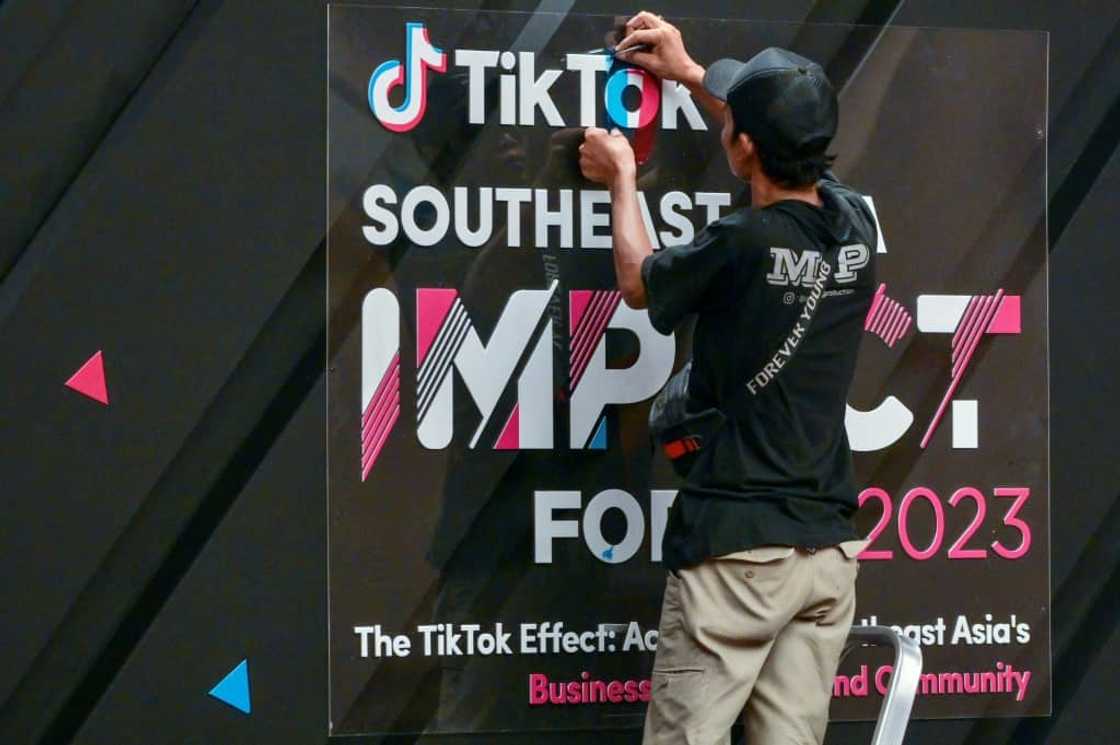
[844,625,923,745]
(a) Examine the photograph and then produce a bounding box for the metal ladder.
[843,625,923,745]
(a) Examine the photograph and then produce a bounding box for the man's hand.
[580,126,650,308]
[616,11,704,87]
[579,127,636,188]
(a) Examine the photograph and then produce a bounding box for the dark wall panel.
[1047,146,1120,586]
[0,0,198,277]
[72,385,328,745]
[1045,614,1120,744]
[0,0,324,730]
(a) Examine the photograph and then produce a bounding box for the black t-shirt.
[640,174,878,570]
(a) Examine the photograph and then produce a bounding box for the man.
[579,12,877,745]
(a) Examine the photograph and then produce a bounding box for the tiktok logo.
[368,22,447,133]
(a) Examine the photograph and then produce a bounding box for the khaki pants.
[642,543,864,745]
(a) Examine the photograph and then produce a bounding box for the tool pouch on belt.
[647,361,725,478]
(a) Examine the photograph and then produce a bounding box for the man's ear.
[736,131,755,159]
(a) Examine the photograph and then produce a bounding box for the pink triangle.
[416,288,458,366]
[494,404,519,450]
[569,290,593,335]
[65,350,109,405]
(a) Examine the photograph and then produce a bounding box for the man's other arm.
[579,127,738,327]
[579,127,650,308]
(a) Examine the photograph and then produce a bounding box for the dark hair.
[753,144,836,189]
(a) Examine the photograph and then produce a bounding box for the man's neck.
[749,174,822,209]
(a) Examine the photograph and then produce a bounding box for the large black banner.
[327,7,1048,735]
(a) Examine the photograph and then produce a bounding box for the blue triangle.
[209,658,251,714]
[589,417,608,450]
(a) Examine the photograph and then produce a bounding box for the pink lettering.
[528,673,549,705]
[947,487,988,559]
[992,487,1032,559]
[898,487,945,560]
[526,673,656,705]
[875,664,893,695]
[857,488,894,560]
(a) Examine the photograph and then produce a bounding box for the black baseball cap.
[703,47,838,158]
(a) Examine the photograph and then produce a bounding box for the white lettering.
[400,185,450,247]
[659,191,695,245]
[518,52,563,126]
[534,188,573,248]
[494,187,531,247]
[453,186,493,247]
[583,489,645,564]
[533,490,581,563]
[836,243,871,282]
[566,53,610,126]
[694,191,731,224]
[661,79,706,130]
[767,247,822,287]
[362,184,399,245]
[579,189,612,249]
[455,49,500,124]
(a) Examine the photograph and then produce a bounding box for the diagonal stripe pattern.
[416,299,471,424]
[569,290,621,393]
[920,289,1007,449]
[863,283,913,348]
[361,353,400,481]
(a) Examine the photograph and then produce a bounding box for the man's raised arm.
[579,127,649,309]
[616,11,726,121]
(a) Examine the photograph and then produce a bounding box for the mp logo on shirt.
[765,245,871,287]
